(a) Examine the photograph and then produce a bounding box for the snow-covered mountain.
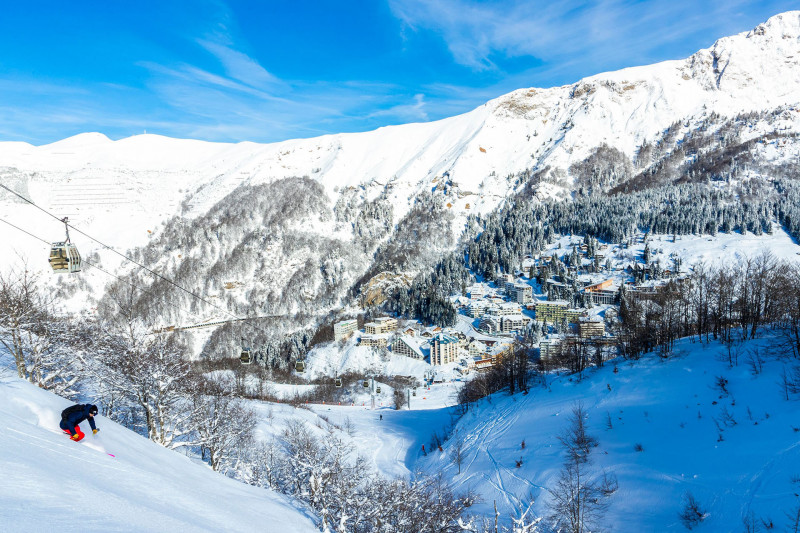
[0,371,317,532]
[1,11,799,339]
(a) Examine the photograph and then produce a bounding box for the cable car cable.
[0,217,212,323]
[0,182,244,322]
[0,197,286,341]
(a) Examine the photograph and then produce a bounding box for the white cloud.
[197,39,285,90]
[367,93,429,121]
[388,0,795,73]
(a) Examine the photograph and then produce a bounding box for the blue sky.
[0,0,796,145]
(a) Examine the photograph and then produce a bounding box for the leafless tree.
[548,403,613,533]
[450,436,466,474]
[192,379,258,472]
[0,267,83,398]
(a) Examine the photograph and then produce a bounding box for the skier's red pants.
[63,426,85,441]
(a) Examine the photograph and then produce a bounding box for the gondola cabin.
[335,377,342,388]
[49,242,82,274]
[375,386,381,394]
[295,360,305,373]
[363,380,370,388]
[240,349,252,365]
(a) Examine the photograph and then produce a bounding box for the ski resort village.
[2,5,800,533]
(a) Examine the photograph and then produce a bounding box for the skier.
[60,403,99,442]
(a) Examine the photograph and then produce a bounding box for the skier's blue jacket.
[59,404,97,435]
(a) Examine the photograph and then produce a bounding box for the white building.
[509,283,533,305]
[431,333,460,365]
[500,314,529,334]
[392,335,425,360]
[365,317,398,335]
[333,319,358,341]
[468,300,489,318]
[485,302,523,317]
[360,334,389,348]
[468,339,487,357]
[477,316,500,334]
[578,317,605,338]
[539,336,563,359]
[468,283,485,299]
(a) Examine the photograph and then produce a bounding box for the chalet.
[472,356,494,370]
[487,342,513,364]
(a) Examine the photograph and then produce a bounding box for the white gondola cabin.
[335,377,342,388]
[49,242,82,273]
[375,386,381,394]
[295,360,305,373]
[49,218,82,274]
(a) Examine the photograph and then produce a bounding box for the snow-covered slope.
[426,335,800,531]
[0,374,317,533]
[1,11,799,322]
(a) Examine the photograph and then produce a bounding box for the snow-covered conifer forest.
[2,10,800,532]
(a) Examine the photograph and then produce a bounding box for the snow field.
[0,372,317,533]
[246,389,459,480]
[426,335,800,531]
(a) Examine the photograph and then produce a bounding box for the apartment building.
[333,319,358,341]
[431,333,460,365]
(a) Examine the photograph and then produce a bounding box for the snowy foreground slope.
[427,336,800,531]
[0,374,317,533]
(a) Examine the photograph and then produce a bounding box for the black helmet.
[89,404,98,415]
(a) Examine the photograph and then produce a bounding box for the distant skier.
[60,403,99,442]
[379,414,383,421]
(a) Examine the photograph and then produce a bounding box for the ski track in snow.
[5,428,127,473]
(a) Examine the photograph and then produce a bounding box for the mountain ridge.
[0,10,798,344]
